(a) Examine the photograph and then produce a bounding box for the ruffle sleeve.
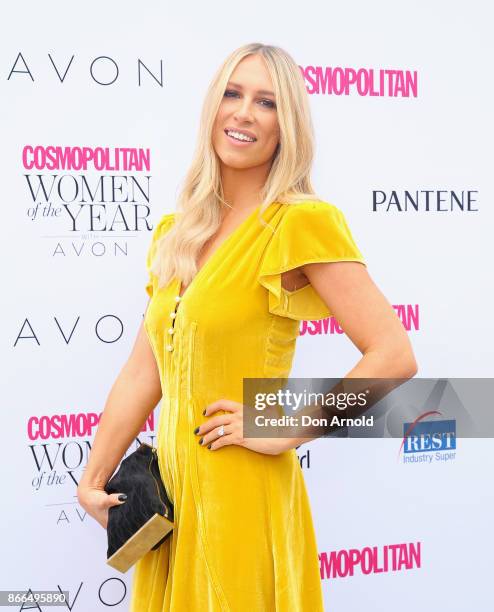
[145,212,175,298]
[258,201,366,321]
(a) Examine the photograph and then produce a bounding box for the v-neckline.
[176,201,275,300]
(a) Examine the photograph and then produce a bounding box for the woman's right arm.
[77,310,162,528]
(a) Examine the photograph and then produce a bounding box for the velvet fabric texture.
[130,200,366,611]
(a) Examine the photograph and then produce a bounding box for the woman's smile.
[224,127,258,147]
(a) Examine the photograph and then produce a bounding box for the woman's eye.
[223,90,276,109]
[260,99,276,109]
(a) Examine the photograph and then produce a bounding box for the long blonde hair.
[151,42,322,290]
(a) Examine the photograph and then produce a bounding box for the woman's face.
[212,54,280,171]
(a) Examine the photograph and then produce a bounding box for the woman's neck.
[220,161,271,211]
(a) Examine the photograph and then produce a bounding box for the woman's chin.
[217,152,260,170]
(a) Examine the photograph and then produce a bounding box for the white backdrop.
[2,1,493,610]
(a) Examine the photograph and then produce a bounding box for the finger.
[107,493,127,507]
[196,414,231,436]
[205,399,241,416]
[207,432,239,451]
[201,424,235,449]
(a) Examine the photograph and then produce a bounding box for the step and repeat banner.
[2,1,493,611]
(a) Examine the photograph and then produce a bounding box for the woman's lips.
[224,129,257,147]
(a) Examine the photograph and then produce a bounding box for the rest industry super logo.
[398,410,456,464]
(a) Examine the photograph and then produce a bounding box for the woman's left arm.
[196,261,418,456]
[301,260,418,379]
[270,260,419,452]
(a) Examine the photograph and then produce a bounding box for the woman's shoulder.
[150,211,176,242]
[276,198,348,229]
[282,198,343,216]
[270,197,365,263]
[155,211,176,230]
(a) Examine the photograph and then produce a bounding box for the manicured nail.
[207,444,212,449]
[202,408,206,415]
[199,437,203,445]
[193,426,200,434]
[118,494,127,501]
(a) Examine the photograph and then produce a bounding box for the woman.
[77,43,417,611]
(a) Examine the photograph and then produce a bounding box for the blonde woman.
[77,43,417,611]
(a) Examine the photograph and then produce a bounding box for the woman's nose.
[233,99,255,122]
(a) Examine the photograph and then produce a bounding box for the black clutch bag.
[104,442,174,573]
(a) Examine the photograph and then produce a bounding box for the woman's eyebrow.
[227,81,275,97]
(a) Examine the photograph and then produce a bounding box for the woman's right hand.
[77,483,127,529]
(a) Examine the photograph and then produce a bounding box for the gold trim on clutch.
[106,513,174,573]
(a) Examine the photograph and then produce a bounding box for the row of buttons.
[165,295,182,352]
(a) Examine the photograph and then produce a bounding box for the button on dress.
[130,200,366,611]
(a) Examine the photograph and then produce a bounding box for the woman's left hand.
[194,399,290,456]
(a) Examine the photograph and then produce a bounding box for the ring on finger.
[218,424,225,437]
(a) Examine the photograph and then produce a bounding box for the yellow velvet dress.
[130,200,366,611]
